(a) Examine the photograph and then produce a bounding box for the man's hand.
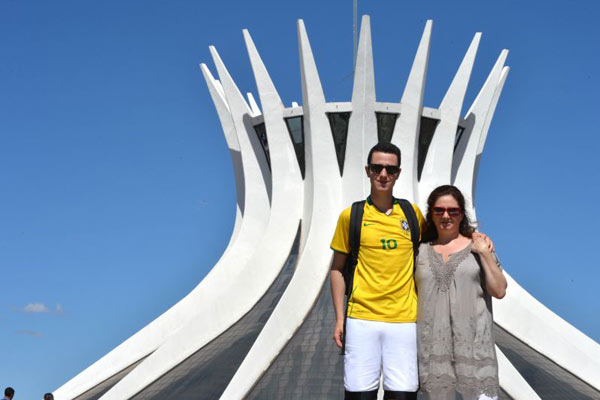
[333,319,344,348]
[472,231,495,253]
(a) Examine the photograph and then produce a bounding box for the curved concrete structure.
[53,55,272,400]
[495,273,600,391]
[219,19,344,399]
[55,15,600,400]
[392,20,431,204]
[93,32,305,400]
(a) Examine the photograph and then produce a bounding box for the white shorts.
[344,318,418,392]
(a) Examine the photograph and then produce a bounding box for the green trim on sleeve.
[330,246,349,255]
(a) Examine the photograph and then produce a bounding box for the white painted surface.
[246,92,261,116]
[418,33,480,211]
[219,19,343,400]
[497,346,541,399]
[52,63,256,400]
[495,273,600,391]
[393,20,432,204]
[97,39,304,400]
[344,15,377,203]
[452,50,508,220]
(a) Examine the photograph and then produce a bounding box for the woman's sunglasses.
[432,207,462,216]
[368,164,400,176]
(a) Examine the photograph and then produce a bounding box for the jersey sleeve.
[330,206,352,254]
[412,203,427,241]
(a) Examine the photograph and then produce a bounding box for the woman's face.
[431,194,463,235]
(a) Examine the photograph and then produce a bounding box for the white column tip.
[297,19,306,31]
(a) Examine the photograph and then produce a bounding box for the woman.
[416,185,507,400]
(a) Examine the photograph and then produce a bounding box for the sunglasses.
[432,207,462,216]
[368,164,401,176]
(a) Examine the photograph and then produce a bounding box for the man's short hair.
[367,142,401,166]
[4,387,14,397]
[43,393,54,400]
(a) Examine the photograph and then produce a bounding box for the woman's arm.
[330,251,348,348]
[472,236,507,299]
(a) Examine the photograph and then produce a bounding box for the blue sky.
[1,0,599,398]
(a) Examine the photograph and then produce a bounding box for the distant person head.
[43,394,53,400]
[366,142,402,193]
[4,387,14,400]
[423,185,474,242]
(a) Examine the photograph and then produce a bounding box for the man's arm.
[330,251,348,348]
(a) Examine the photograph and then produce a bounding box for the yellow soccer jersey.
[330,197,426,322]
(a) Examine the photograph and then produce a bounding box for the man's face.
[365,151,400,193]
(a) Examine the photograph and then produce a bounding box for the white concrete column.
[418,33,480,211]
[52,61,254,400]
[392,20,432,204]
[218,19,343,400]
[497,346,541,399]
[344,15,378,203]
[495,273,600,391]
[97,38,308,400]
[452,50,508,219]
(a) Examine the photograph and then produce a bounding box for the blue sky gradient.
[1,1,599,398]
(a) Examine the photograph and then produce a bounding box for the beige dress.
[415,242,500,400]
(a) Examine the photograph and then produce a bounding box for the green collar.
[366,195,398,205]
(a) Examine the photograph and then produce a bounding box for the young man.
[330,142,423,400]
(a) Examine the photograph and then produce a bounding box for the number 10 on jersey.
[380,238,397,250]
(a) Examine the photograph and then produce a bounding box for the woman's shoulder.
[418,242,432,251]
[417,242,432,261]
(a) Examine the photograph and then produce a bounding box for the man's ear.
[365,165,370,177]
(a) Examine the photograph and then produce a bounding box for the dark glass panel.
[254,123,271,170]
[74,358,147,400]
[376,112,399,143]
[417,116,440,181]
[454,126,465,150]
[326,112,351,175]
[247,277,344,399]
[284,116,306,179]
[495,324,600,399]
[130,226,302,400]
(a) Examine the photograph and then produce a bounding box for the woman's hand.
[472,235,493,255]
[472,231,495,253]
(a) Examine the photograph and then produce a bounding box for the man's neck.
[370,191,394,214]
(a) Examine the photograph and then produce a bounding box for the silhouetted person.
[3,387,15,400]
[43,394,54,400]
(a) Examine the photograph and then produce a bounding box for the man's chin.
[374,184,392,192]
